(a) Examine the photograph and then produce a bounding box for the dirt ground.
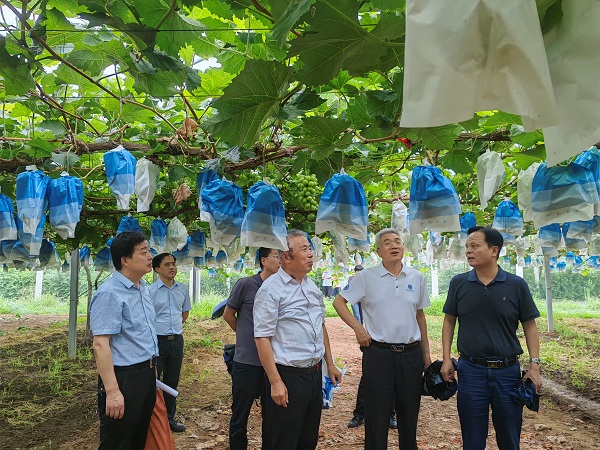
[1,315,599,450]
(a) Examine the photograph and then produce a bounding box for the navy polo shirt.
[443,266,540,358]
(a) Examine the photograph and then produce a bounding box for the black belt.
[371,340,420,352]
[276,363,321,375]
[158,334,181,341]
[114,357,157,371]
[463,355,519,369]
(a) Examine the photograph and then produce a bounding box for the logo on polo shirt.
[406,284,415,293]
[343,284,349,291]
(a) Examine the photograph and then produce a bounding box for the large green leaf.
[511,146,546,170]
[270,0,312,46]
[291,116,353,159]
[408,125,460,150]
[439,151,474,174]
[288,0,389,85]
[203,60,294,146]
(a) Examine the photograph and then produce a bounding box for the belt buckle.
[150,358,156,369]
[391,344,404,352]
[487,360,503,369]
[167,335,176,340]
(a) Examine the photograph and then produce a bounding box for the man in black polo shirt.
[441,226,542,450]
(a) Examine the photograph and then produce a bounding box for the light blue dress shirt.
[148,279,191,336]
[90,271,158,366]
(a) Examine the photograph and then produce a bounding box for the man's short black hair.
[111,231,148,270]
[257,247,273,270]
[467,226,504,255]
[152,252,176,270]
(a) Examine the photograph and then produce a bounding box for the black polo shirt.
[443,267,540,358]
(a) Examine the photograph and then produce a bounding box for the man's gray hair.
[374,228,402,249]
[279,229,308,256]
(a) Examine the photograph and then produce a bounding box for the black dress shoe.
[348,416,365,428]
[169,419,186,432]
[389,416,398,429]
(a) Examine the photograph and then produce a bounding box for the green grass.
[0,294,88,316]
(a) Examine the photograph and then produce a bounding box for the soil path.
[1,315,599,449]
[169,318,600,450]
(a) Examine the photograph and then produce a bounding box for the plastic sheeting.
[477,150,505,210]
[149,219,167,253]
[94,246,113,272]
[538,224,562,257]
[459,212,477,239]
[165,217,188,252]
[48,174,84,239]
[348,235,371,253]
[188,230,206,257]
[492,200,524,237]
[574,147,600,216]
[104,145,136,210]
[542,2,600,166]
[201,179,244,246]
[0,193,17,241]
[16,167,50,235]
[135,158,160,213]
[79,245,91,266]
[240,181,288,250]
[117,215,142,235]
[400,0,557,131]
[531,162,598,228]
[409,166,461,234]
[517,162,541,223]
[16,214,44,257]
[315,171,369,241]
[391,201,408,234]
[562,222,588,251]
[197,169,220,221]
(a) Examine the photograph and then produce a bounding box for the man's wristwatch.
[529,357,541,365]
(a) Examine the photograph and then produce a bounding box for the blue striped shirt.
[148,279,191,336]
[90,271,158,366]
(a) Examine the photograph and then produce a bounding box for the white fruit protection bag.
[400,0,557,131]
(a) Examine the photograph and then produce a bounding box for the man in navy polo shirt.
[149,253,191,433]
[333,228,431,450]
[90,231,159,449]
[441,226,542,450]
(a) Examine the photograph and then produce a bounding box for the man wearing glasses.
[254,230,342,449]
[223,247,281,450]
[334,228,431,450]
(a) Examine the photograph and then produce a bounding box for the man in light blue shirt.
[149,252,191,433]
[90,231,159,450]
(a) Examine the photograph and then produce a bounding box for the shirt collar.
[157,278,179,289]
[467,266,507,283]
[113,270,143,289]
[278,267,305,285]
[376,262,405,277]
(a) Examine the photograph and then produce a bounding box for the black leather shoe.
[348,416,365,428]
[389,416,398,429]
[169,419,186,432]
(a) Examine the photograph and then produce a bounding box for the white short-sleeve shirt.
[340,263,430,344]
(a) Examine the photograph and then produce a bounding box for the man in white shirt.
[334,228,431,450]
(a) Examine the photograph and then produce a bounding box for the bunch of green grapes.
[288,173,322,211]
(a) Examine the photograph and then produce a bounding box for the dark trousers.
[353,372,395,420]
[157,334,184,420]
[263,364,322,450]
[97,364,156,450]
[363,344,423,450]
[457,358,523,450]
[230,361,270,450]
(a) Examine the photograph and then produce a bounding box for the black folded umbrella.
[422,359,458,401]
[509,378,540,412]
